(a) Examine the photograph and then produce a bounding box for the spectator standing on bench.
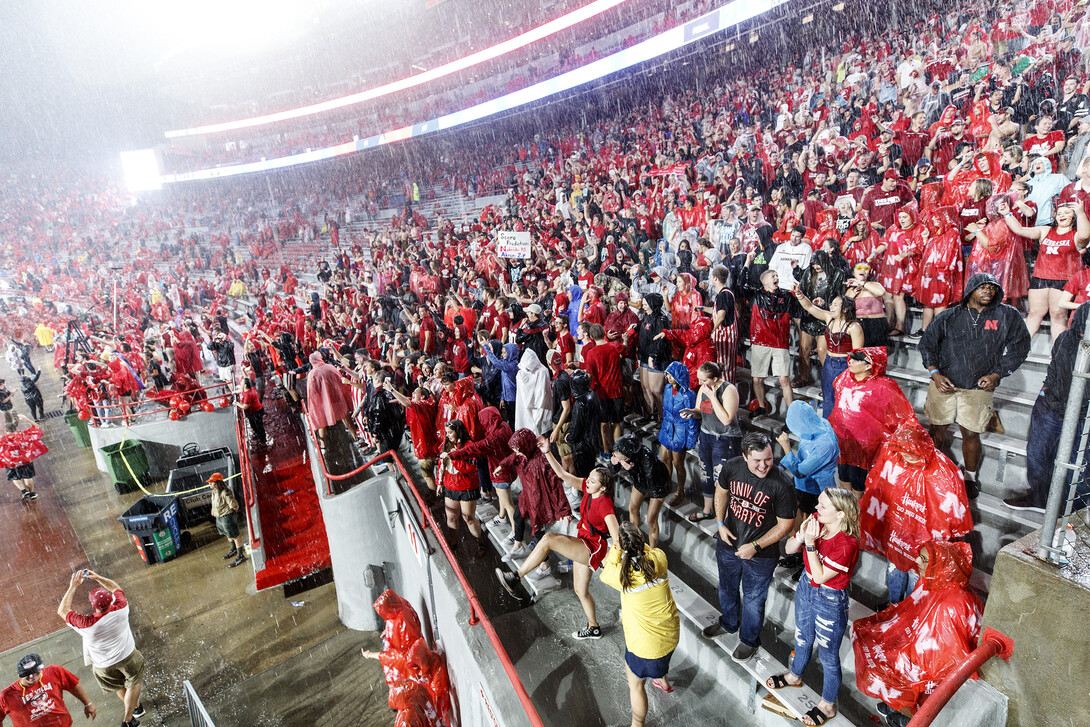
[918,273,1030,496]
[702,432,796,662]
[59,571,146,727]
[1005,301,1090,512]
[766,487,860,727]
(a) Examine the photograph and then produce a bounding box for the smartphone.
[82,569,91,577]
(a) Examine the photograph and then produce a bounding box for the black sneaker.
[572,625,602,640]
[731,642,757,662]
[1003,496,1045,513]
[132,703,146,719]
[20,490,32,501]
[701,622,725,639]
[222,547,238,560]
[965,479,981,500]
[27,491,37,500]
[227,554,247,568]
[496,568,518,597]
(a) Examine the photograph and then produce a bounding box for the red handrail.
[89,381,234,425]
[234,407,261,549]
[300,419,544,727]
[906,628,1014,727]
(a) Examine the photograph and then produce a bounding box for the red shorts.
[580,535,608,570]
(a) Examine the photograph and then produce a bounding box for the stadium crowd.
[4,0,1090,725]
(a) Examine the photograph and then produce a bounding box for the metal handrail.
[906,628,1014,727]
[88,381,234,425]
[233,407,261,550]
[306,428,545,727]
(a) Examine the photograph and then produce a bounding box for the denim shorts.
[625,648,674,679]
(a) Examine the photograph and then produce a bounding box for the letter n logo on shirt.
[985,320,998,330]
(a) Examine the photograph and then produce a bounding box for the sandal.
[688,511,714,523]
[650,678,674,694]
[790,377,810,388]
[802,706,835,726]
[667,493,686,507]
[889,328,905,337]
[765,673,801,690]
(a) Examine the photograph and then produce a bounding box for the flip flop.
[766,673,802,690]
[650,679,674,694]
[802,706,835,726]
[688,511,714,523]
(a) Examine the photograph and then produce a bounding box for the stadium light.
[159,0,787,185]
[832,2,845,11]
[801,13,814,24]
[749,32,759,43]
[164,0,634,138]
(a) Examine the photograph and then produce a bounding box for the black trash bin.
[118,496,182,565]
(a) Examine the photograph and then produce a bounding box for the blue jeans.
[791,574,850,704]
[886,562,919,604]
[1027,397,1090,509]
[821,355,849,418]
[698,431,741,498]
[714,540,778,647]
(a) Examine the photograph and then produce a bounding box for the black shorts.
[1029,276,1067,291]
[795,490,819,515]
[633,476,671,500]
[599,396,624,424]
[7,463,34,480]
[443,487,480,502]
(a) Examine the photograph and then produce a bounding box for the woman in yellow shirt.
[600,522,680,727]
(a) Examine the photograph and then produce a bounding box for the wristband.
[1003,212,1013,218]
[717,521,725,528]
[929,368,940,376]
[805,545,816,552]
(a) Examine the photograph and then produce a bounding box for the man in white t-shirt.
[768,227,813,290]
[59,571,146,727]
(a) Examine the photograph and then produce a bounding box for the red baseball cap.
[89,588,113,611]
[883,169,900,180]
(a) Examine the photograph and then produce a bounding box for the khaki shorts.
[923,383,994,434]
[418,458,437,481]
[555,421,572,458]
[93,648,145,692]
[751,345,791,378]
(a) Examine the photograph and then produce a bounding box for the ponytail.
[618,522,656,590]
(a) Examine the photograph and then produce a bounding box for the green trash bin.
[102,440,149,492]
[150,527,178,562]
[63,411,92,448]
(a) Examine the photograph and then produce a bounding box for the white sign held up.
[495,230,531,259]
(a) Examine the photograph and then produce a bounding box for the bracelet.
[1003,212,1013,218]
[929,368,940,376]
[716,521,725,528]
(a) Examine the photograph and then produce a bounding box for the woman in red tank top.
[998,198,1090,342]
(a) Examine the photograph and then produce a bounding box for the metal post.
[1037,324,1090,562]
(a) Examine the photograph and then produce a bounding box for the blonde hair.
[823,487,861,540]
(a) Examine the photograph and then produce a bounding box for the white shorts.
[217,365,235,383]
[751,345,790,378]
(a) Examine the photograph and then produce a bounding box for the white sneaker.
[490,515,507,526]
[502,543,533,562]
[501,533,516,546]
[526,565,551,581]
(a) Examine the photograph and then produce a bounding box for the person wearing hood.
[919,273,1030,494]
[484,341,520,428]
[636,293,672,421]
[497,428,573,561]
[997,196,1090,342]
[876,206,923,336]
[793,249,847,388]
[661,305,715,391]
[566,369,602,477]
[915,206,965,333]
[474,335,504,407]
[658,361,698,508]
[1006,301,1090,512]
[20,370,44,422]
[514,349,552,437]
[828,347,916,494]
[775,403,841,564]
[305,351,356,451]
[852,541,984,727]
[611,434,671,548]
[860,420,974,603]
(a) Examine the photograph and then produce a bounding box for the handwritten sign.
[495,230,531,259]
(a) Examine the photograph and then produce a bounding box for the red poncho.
[965,196,1030,300]
[828,347,916,469]
[669,274,704,331]
[172,330,203,376]
[915,207,964,308]
[0,425,48,467]
[940,151,1012,208]
[664,311,715,390]
[859,422,974,571]
[877,207,924,296]
[500,428,572,531]
[305,352,352,430]
[840,210,879,269]
[852,541,982,713]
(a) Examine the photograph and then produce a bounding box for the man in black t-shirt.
[703,432,795,661]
